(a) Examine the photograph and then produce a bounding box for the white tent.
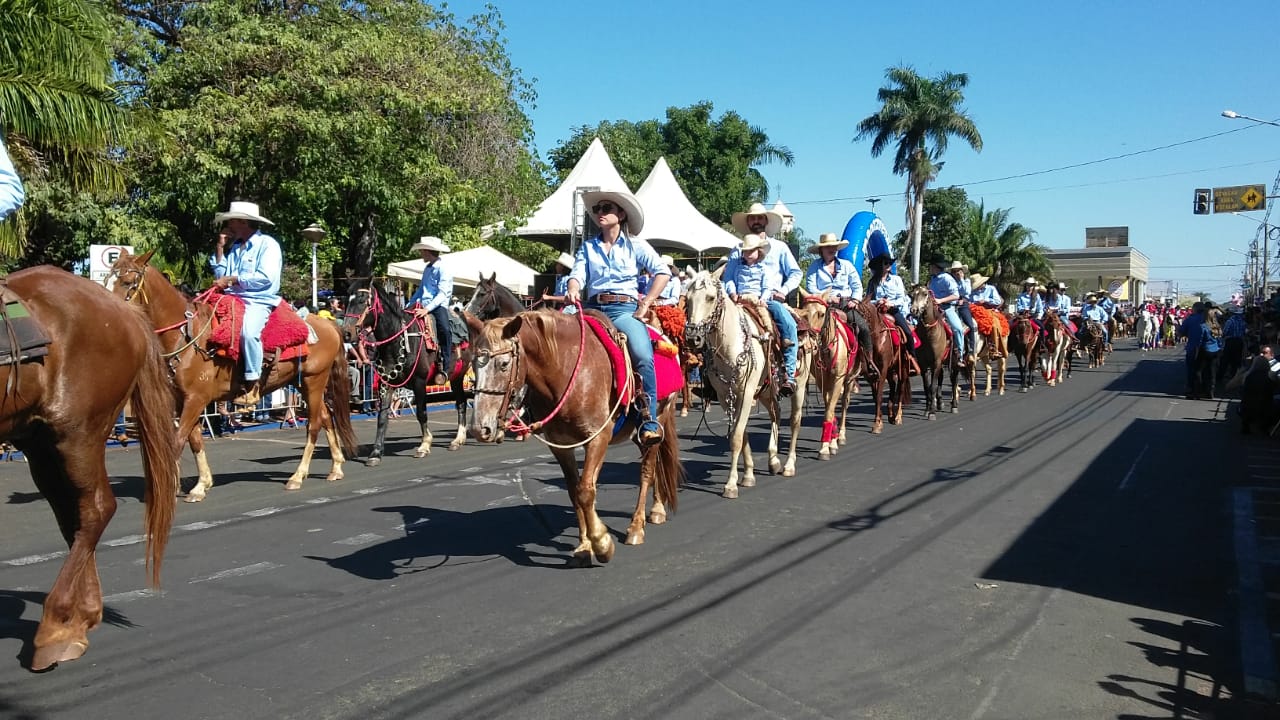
[497,137,630,239]
[634,157,739,258]
[387,245,537,296]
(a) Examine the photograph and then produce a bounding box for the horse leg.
[177,401,213,502]
[365,386,391,467]
[783,380,804,477]
[722,398,752,499]
[448,376,469,451]
[950,366,961,412]
[820,379,841,453]
[549,446,591,567]
[575,436,614,564]
[680,365,693,417]
[413,391,434,459]
[288,377,350,489]
[762,393,782,478]
[837,378,853,442]
[27,437,115,671]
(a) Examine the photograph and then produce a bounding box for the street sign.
[88,244,134,284]
[1213,184,1267,213]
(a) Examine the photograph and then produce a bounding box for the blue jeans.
[238,300,272,380]
[430,305,454,371]
[767,299,798,377]
[592,302,658,420]
[941,305,967,355]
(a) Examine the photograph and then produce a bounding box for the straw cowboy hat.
[213,200,274,226]
[948,261,968,271]
[1021,277,1038,287]
[411,236,451,254]
[808,232,849,253]
[731,202,783,236]
[555,252,575,269]
[738,233,771,256]
[969,273,991,291]
[582,188,645,234]
[659,254,677,268]
[1057,281,1069,290]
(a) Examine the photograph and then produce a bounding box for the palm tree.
[0,0,126,255]
[962,201,1049,300]
[855,65,982,283]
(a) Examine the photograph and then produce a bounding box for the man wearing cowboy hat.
[406,236,455,382]
[967,272,1008,358]
[1014,277,1045,320]
[928,257,972,365]
[542,251,579,314]
[210,200,283,405]
[947,261,981,351]
[729,202,802,394]
[805,232,876,376]
[655,255,681,306]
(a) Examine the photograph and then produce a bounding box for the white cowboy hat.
[1021,277,1038,286]
[731,202,783,236]
[969,273,990,290]
[659,254,677,267]
[582,188,645,235]
[738,233,771,256]
[213,200,274,226]
[555,252,575,269]
[1057,281,1069,290]
[948,260,968,271]
[411,236,451,254]
[808,232,849,252]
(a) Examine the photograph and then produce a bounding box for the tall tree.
[855,65,983,284]
[962,201,1049,300]
[0,0,128,258]
[116,0,546,287]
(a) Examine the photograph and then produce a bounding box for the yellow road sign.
[1213,184,1267,213]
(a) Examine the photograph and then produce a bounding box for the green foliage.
[115,0,547,289]
[548,101,793,227]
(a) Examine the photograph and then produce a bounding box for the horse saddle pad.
[582,315,683,407]
[207,296,312,362]
[0,288,50,366]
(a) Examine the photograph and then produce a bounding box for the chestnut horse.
[465,310,683,563]
[856,300,912,433]
[1,267,179,670]
[343,280,472,463]
[105,250,358,500]
[1007,312,1040,392]
[1079,320,1108,368]
[910,286,950,420]
[796,294,856,456]
[1040,309,1073,386]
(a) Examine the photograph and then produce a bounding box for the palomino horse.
[909,286,950,420]
[1079,320,1108,368]
[343,280,468,464]
[106,250,358,500]
[1007,311,1041,392]
[1040,309,1073,386]
[857,300,912,433]
[1,267,179,670]
[684,272,808,493]
[465,309,683,563]
[970,305,1008,396]
[796,293,856,456]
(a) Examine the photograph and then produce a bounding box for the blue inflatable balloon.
[840,211,892,274]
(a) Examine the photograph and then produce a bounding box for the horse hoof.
[448,442,463,451]
[782,467,795,477]
[325,472,343,483]
[741,475,756,488]
[1019,387,1028,393]
[284,479,303,491]
[649,510,667,525]
[183,492,205,504]
[625,530,645,546]
[999,390,1005,396]
[593,534,615,563]
[818,452,831,461]
[31,639,88,672]
[927,413,936,421]
[984,390,991,396]
[567,553,593,568]
[366,457,381,468]
[680,409,689,418]
[413,449,430,459]
[951,407,958,414]
[768,460,782,475]
[723,486,739,499]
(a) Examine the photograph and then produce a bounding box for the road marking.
[354,487,384,495]
[306,497,335,504]
[334,533,383,546]
[103,588,157,604]
[1117,444,1150,491]
[393,518,429,531]
[103,534,146,547]
[460,466,483,473]
[3,551,67,567]
[501,458,525,465]
[1164,402,1177,419]
[189,561,281,584]
[177,520,227,531]
[243,507,284,517]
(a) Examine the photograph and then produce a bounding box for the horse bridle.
[467,286,497,319]
[684,279,726,348]
[106,266,147,304]
[471,336,526,430]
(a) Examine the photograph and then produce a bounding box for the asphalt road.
[0,345,1233,719]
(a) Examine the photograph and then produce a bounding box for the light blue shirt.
[1015,292,1044,319]
[928,272,960,305]
[553,274,570,296]
[806,258,862,301]
[724,258,770,298]
[1097,296,1115,319]
[570,233,668,300]
[1082,303,1107,323]
[953,275,972,300]
[657,274,681,305]
[406,260,453,312]
[872,273,910,315]
[209,230,282,305]
[1047,293,1071,316]
[970,284,1002,306]
[0,135,22,220]
[727,236,802,297]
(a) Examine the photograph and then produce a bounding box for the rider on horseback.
[405,236,455,384]
[729,202,802,396]
[947,261,981,348]
[209,200,282,407]
[968,272,1008,358]
[927,257,972,367]
[866,252,920,375]
[1081,293,1109,345]
[804,233,877,378]
[1014,278,1045,328]
[1096,291,1116,351]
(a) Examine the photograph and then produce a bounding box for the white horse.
[684,272,799,497]
[1135,311,1156,351]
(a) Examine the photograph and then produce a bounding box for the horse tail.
[131,324,181,587]
[655,401,685,512]
[326,353,360,458]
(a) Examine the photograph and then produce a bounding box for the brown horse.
[1007,311,1040,392]
[853,300,912,433]
[465,310,683,564]
[0,267,179,670]
[1040,309,1073,386]
[909,286,950,420]
[105,250,358,501]
[1079,320,1107,368]
[796,294,856,457]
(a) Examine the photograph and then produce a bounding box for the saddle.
[206,293,312,364]
[581,313,684,408]
[0,280,50,366]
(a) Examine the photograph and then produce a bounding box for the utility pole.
[866,197,881,212]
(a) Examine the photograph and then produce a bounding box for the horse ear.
[501,315,523,339]
[137,248,156,266]
[487,272,497,283]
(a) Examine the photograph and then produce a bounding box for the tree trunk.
[337,212,377,295]
[910,185,925,284]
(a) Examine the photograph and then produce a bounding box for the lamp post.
[1222,110,1280,128]
[301,222,326,310]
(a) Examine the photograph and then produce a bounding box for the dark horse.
[910,286,950,420]
[1,267,179,670]
[454,273,528,444]
[1078,320,1108,368]
[465,310,683,563]
[1007,311,1041,393]
[854,300,912,434]
[106,250,358,500]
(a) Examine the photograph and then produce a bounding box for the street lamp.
[301,222,327,310]
[1222,109,1280,127]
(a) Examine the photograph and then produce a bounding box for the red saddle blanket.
[206,294,311,362]
[583,315,684,407]
[832,315,857,373]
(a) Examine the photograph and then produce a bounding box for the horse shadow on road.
[304,504,580,580]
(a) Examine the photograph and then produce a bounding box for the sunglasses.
[591,202,618,215]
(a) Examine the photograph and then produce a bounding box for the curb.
[1234,486,1279,707]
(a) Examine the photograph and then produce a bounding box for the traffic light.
[1193,188,1211,215]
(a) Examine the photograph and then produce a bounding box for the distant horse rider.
[405,235,455,384]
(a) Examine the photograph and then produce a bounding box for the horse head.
[682,271,723,351]
[909,285,934,319]
[468,314,528,444]
[343,281,404,345]
[465,272,523,321]
[103,248,159,303]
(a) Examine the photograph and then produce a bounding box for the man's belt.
[589,293,636,305]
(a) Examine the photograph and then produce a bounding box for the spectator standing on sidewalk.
[1179,302,1205,399]
[1219,303,1247,386]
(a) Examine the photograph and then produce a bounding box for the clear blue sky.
[447,0,1279,300]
